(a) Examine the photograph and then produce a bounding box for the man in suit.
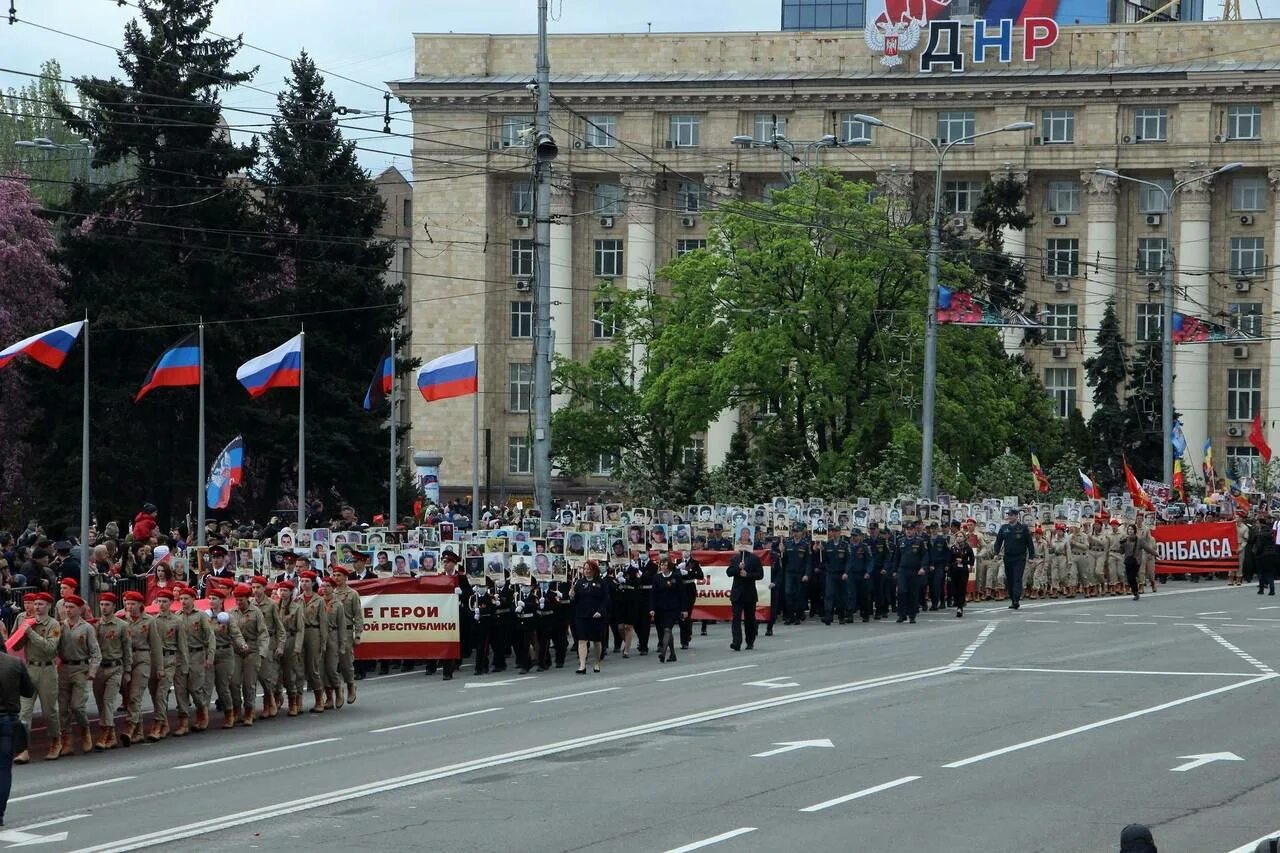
[727,548,764,652]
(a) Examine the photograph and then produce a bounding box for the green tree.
[1083,300,1129,489]
[943,175,1032,311]
[971,451,1036,503]
[1124,341,1166,481]
[706,423,757,503]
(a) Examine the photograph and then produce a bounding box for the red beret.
[178,586,196,597]
[22,593,37,603]
[36,592,54,604]
[1109,519,1122,526]
[207,586,228,599]
[152,586,174,600]
[250,576,268,586]
[99,592,117,604]
[60,577,77,589]
[330,565,351,576]
[299,570,317,580]
[62,594,85,608]
[123,591,146,603]
[233,584,252,597]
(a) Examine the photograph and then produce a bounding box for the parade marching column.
[1174,167,1214,450]
[622,173,657,384]
[1082,168,1119,424]
[550,179,575,412]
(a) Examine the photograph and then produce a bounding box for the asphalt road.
[5,581,1280,853]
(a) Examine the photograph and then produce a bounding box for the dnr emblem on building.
[864,18,922,67]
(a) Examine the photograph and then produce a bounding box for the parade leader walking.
[0,649,35,826]
[728,547,764,651]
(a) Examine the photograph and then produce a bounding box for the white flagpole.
[297,325,306,532]
[471,343,480,520]
[79,312,90,598]
[388,330,397,530]
[197,320,207,546]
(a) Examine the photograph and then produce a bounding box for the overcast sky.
[5,0,1276,178]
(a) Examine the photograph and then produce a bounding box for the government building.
[389,16,1280,499]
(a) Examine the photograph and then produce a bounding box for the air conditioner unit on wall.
[1147,280,1162,293]
[1145,214,1162,226]
[1051,215,1069,227]
[679,215,697,227]
[1233,345,1250,359]
[515,216,531,228]
[1051,344,1068,359]
[1235,277,1252,293]
[1227,425,1246,437]
[600,216,615,228]
[514,278,531,292]
[1240,214,1256,226]
[1053,278,1071,293]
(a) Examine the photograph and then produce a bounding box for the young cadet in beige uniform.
[319,582,344,710]
[328,565,362,704]
[122,590,161,745]
[174,586,215,735]
[1105,519,1126,595]
[1087,519,1110,597]
[56,593,102,755]
[15,591,62,761]
[250,576,285,720]
[148,588,186,742]
[11,593,40,764]
[231,584,270,726]
[93,592,132,750]
[298,572,329,713]
[1068,524,1092,598]
[275,582,304,716]
[1048,524,1070,597]
[207,586,247,729]
[1027,527,1049,598]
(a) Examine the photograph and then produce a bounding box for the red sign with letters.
[1151,521,1239,575]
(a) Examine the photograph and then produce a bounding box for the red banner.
[1152,521,1239,575]
[690,549,773,622]
[350,575,462,660]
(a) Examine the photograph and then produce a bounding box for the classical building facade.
[391,19,1280,498]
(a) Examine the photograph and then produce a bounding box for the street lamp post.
[731,132,839,183]
[855,115,1033,498]
[13,137,94,183]
[1094,162,1244,488]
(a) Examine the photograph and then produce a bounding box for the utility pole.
[531,0,557,523]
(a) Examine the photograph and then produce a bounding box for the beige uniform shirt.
[96,615,133,670]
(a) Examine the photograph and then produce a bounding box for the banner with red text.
[350,576,462,659]
[1152,521,1239,575]
[691,549,773,622]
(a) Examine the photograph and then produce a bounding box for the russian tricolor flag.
[0,320,85,370]
[1078,469,1103,500]
[207,435,244,510]
[417,345,477,402]
[236,333,302,398]
[363,342,394,411]
[135,332,200,402]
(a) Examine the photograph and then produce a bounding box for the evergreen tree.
[707,423,756,503]
[672,449,708,506]
[1083,300,1129,489]
[944,175,1032,311]
[1124,341,1166,479]
[254,52,403,520]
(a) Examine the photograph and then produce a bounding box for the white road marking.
[1200,616,1232,620]
[1247,617,1280,622]
[1197,624,1277,675]
[1073,621,1104,624]
[14,814,90,831]
[972,584,1234,613]
[369,707,503,734]
[1259,605,1280,610]
[960,665,1254,677]
[1123,622,1159,626]
[950,622,997,667]
[172,738,342,769]
[463,676,537,689]
[0,828,69,846]
[942,673,1276,769]
[1170,751,1243,772]
[752,739,834,758]
[1198,611,1230,616]
[1024,619,1059,623]
[530,687,620,704]
[10,777,135,803]
[657,664,757,683]
[1223,624,1255,629]
[799,776,922,812]
[662,827,757,853]
[1226,829,1280,853]
[68,666,959,853]
[744,676,799,689]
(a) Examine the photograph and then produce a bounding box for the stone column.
[621,173,657,384]
[1081,167,1119,424]
[1173,164,1215,452]
[995,166,1029,357]
[703,172,742,471]
[549,179,575,413]
[1269,168,1280,451]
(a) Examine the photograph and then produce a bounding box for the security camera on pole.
[531,0,557,522]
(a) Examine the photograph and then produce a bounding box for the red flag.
[1249,412,1272,463]
[1123,458,1155,511]
[1030,449,1050,494]
[1172,458,1185,502]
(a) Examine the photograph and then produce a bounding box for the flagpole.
[297,325,306,532]
[471,343,480,521]
[197,320,207,546]
[388,330,397,530]
[79,312,90,599]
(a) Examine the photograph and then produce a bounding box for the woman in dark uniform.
[612,561,637,658]
[570,560,610,673]
[650,555,686,663]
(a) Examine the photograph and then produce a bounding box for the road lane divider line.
[530,688,620,704]
[949,623,997,667]
[172,738,342,770]
[942,672,1278,769]
[656,664,757,683]
[1197,624,1278,675]
[960,665,1255,677]
[662,827,757,853]
[799,776,921,813]
[369,707,502,734]
[11,777,135,803]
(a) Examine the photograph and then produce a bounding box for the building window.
[510,300,533,339]
[401,198,411,227]
[936,111,976,145]
[501,115,533,147]
[593,183,624,216]
[1135,303,1164,343]
[508,436,531,475]
[753,113,786,143]
[1046,238,1079,278]
[676,239,707,256]
[1041,109,1074,144]
[1227,368,1261,421]
[942,180,981,214]
[669,114,701,148]
[1134,107,1168,142]
[760,396,781,417]
[1138,179,1173,214]
[592,450,619,477]
[510,239,534,277]
[1226,445,1262,479]
[401,247,410,282]
[782,0,862,28]
[838,112,871,144]
[1136,237,1168,275]
[584,115,617,148]
[1229,302,1263,338]
[511,183,533,215]
[1046,180,1080,214]
[593,239,624,277]
[1230,236,1265,278]
[508,363,533,413]
[1226,105,1262,141]
[1232,177,1266,212]
[1043,303,1077,343]
[1043,367,1077,419]
[677,181,708,213]
[682,436,706,467]
[591,300,617,339]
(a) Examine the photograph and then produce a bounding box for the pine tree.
[1083,300,1129,489]
[1124,341,1165,479]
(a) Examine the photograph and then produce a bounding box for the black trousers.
[551,611,570,666]
[873,570,892,616]
[731,598,758,648]
[928,565,946,607]
[948,567,969,610]
[514,620,537,670]
[896,568,924,619]
[474,616,494,674]
[1125,560,1141,597]
[634,605,652,652]
[856,574,874,619]
[1004,556,1027,603]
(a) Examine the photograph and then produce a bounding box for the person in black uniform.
[533,583,556,670]
[807,538,826,623]
[492,577,517,671]
[471,580,496,674]
[706,526,733,551]
[678,552,703,649]
[728,547,764,651]
[847,529,874,623]
[612,562,637,656]
[514,583,539,673]
[896,519,927,624]
[570,560,609,673]
[605,564,626,654]
[947,527,975,617]
[765,535,783,636]
[633,553,659,655]
[994,508,1035,610]
[866,525,893,620]
[821,531,850,625]
[549,578,572,668]
[426,551,470,680]
[650,556,686,663]
[927,522,950,611]
[781,526,810,625]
